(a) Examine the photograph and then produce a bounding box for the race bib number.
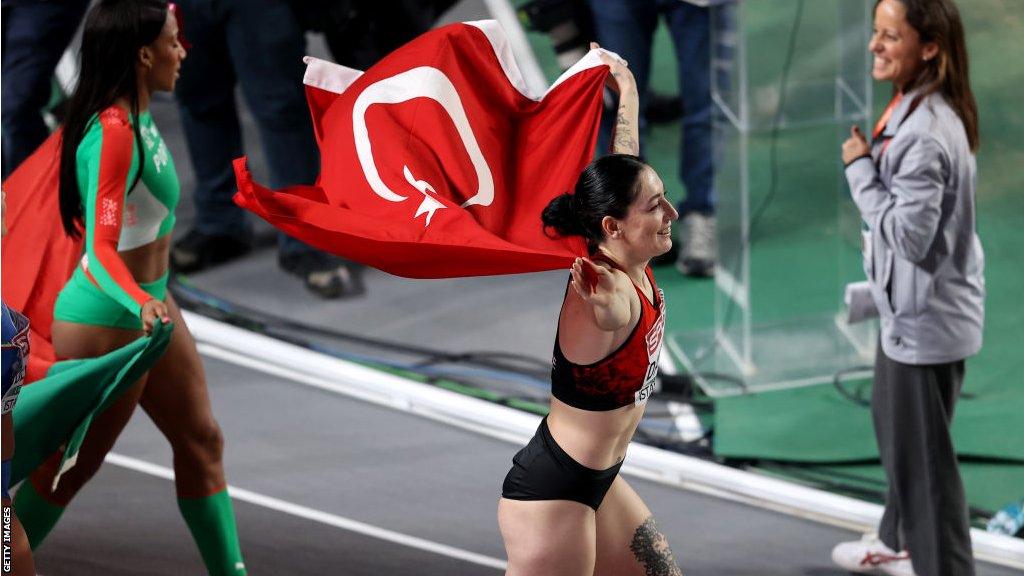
[636,290,666,406]
[635,361,658,406]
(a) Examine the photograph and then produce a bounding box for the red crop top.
[550,264,666,411]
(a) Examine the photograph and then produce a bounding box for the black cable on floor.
[833,365,873,407]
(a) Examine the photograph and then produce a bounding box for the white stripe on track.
[104,452,508,571]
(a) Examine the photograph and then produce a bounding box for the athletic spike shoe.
[831,534,916,575]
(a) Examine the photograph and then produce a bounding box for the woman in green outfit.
[13,2,247,573]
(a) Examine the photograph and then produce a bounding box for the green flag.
[11,321,173,486]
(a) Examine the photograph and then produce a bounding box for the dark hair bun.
[541,154,648,250]
[541,192,584,238]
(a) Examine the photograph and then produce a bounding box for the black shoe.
[279,252,366,300]
[171,229,252,273]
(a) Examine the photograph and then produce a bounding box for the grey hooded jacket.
[845,88,985,365]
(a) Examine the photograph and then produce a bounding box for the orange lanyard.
[874,92,922,160]
[873,92,904,140]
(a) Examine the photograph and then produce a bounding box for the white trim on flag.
[465,20,538,100]
[466,20,611,100]
[302,22,611,105]
[302,56,364,95]
[547,49,610,96]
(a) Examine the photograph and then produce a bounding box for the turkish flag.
[1,131,83,382]
[234,20,610,278]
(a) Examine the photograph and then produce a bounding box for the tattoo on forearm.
[613,109,638,155]
[629,517,683,576]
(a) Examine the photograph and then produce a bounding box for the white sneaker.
[831,534,916,575]
[676,213,716,277]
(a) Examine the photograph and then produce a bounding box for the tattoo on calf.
[629,517,683,576]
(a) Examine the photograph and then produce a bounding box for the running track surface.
[29,356,1020,575]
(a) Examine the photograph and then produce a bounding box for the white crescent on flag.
[351,66,495,226]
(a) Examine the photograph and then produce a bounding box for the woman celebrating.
[832,1,984,574]
[12,2,247,574]
[498,45,683,576]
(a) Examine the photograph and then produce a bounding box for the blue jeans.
[173,0,322,258]
[588,0,715,216]
[1,0,89,178]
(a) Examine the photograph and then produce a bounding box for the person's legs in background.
[832,340,975,576]
[663,0,716,277]
[172,0,359,297]
[1,0,89,178]
[171,0,254,271]
[517,0,595,73]
[589,0,718,276]
[872,351,975,576]
[225,0,360,299]
[587,0,659,156]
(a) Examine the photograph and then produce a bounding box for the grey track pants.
[872,340,975,576]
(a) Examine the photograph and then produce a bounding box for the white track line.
[104,453,507,571]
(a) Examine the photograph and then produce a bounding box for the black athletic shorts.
[501,417,622,511]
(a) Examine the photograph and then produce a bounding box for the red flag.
[2,131,83,382]
[234,20,609,278]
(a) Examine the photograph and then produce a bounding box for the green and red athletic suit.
[17,106,248,575]
[52,106,178,329]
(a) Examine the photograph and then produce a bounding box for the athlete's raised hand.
[591,42,635,95]
[140,299,170,335]
[570,257,632,331]
[591,42,639,155]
